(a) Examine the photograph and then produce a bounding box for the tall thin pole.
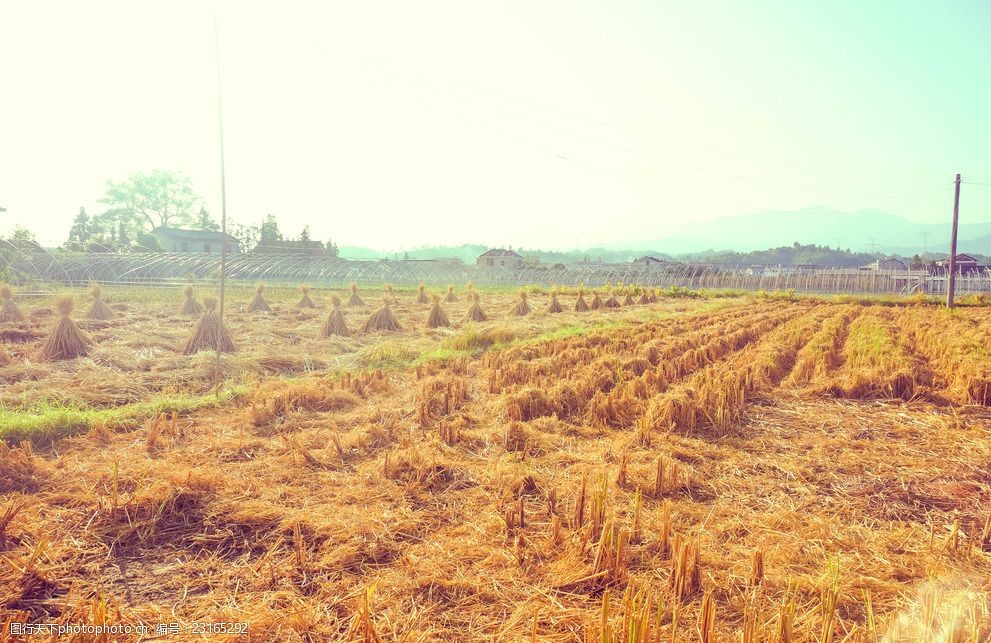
[213,13,228,386]
[946,173,961,308]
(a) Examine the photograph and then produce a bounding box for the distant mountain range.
[340,209,991,263]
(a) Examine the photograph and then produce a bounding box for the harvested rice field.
[2,284,991,641]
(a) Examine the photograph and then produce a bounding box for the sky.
[1,0,990,251]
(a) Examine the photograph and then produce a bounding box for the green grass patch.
[0,388,245,445]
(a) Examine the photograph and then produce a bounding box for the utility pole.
[213,12,229,387]
[946,174,961,308]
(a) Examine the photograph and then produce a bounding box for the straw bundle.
[348,283,364,306]
[465,292,487,322]
[648,288,658,303]
[426,294,450,328]
[638,290,650,305]
[248,283,271,313]
[362,298,402,332]
[417,284,429,304]
[590,290,603,310]
[0,346,10,366]
[86,285,114,320]
[319,294,350,337]
[547,291,563,313]
[604,289,621,308]
[0,285,25,323]
[297,285,316,308]
[510,291,531,316]
[445,285,458,303]
[181,285,203,316]
[622,289,635,306]
[182,297,237,354]
[39,296,91,361]
[575,288,590,312]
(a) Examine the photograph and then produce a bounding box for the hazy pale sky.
[1,0,989,250]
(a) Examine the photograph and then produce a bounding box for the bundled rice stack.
[622,288,635,306]
[575,287,590,312]
[604,288,621,308]
[0,346,10,366]
[426,294,450,328]
[0,285,25,323]
[648,288,659,303]
[297,285,316,308]
[248,283,271,313]
[319,295,350,337]
[465,292,487,322]
[638,288,650,305]
[39,296,91,361]
[362,298,402,333]
[182,297,237,354]
[348,283,364,306]
[547,290,563,313]
[417,284,430,304]
[510,291,531,317]
[590,290,603,310]
[181,285,203,316]
[445,285,458,303]
[86,285,114,320]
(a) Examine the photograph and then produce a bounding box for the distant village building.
[150,228,240,254]
[631,256,683,271]
[253,239,327,256]
[935,253,981,273]
[477,248,524,269]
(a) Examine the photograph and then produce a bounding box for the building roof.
[940,253,978,262]
[253,239,326,254]
[478,248,523,259]
[152,227,239,243]
[633,255,679,264]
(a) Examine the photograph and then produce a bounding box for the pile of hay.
[575,287,590,312]
[0,285,25,323]
[638,289,650,305]
[86,285,114,320]
[319,295,350,337]
[445,285,458,303]
[362,298,402,333]
[648,288,658,303]
[590,290,603,310]
[39,296,91,361]
[348,283,364,306]
[510,291,531,317]
[181,285,203,316]
[297,285,316,308]
[622,289,635,306]
[248,283,271,313]
[417,284,429,304]
[182,297,237,355]
[547,290,563,313]
[426,294,450,328]
[465,292,487,322]
[604,289,621,308]
[0,346,10,366]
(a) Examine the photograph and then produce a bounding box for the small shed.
[151,227,240,254]
[477,248,524,269]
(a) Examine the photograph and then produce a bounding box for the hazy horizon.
[2,1,989,251]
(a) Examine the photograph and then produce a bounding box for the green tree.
[326,239,339,258]
[300,225,311,242]
[68,206,93,243]
[10,225,36,243]
[194,206,219,232]
[100,170,201,232]
[259,214,283,246]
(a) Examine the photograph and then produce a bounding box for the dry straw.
[648,288,658,303]
[575,287,590,312]
[510,291,531,316]
[0,285,25,323]
[590,290,604,310]
[297,285,316,308]
[465,291,487,322]
[445,285,458,303]
[417,284,429,304]
[363,298,402,332]
[39,296,91,361]
[247,283,271,313]
[547,290,563,313]
[348,283,364,306]
[426,294,450,328]
[319,294,350,337]
[604,290,621,308]
[181,285,203,316]
[182,297,236,354]
[622,288,635,306]
[86,285,114,320]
